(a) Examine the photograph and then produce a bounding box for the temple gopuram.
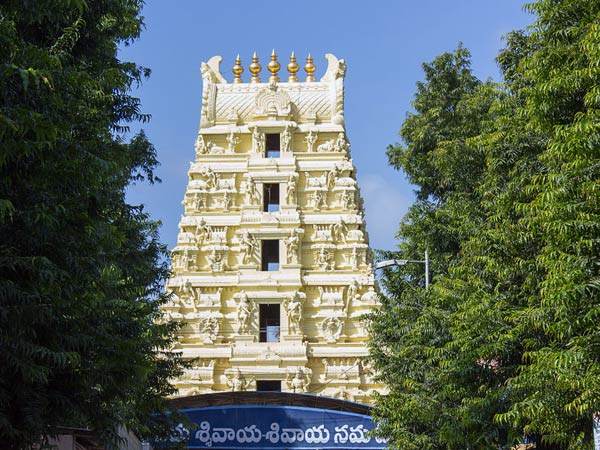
[162,51,386,450]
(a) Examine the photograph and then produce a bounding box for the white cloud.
[358,172,413,251]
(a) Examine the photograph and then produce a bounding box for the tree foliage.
[369,1,600,449]
[0,1,183,448]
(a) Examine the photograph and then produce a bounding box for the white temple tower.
[163,51,384,405]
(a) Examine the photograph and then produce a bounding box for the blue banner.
[169,405,387,449]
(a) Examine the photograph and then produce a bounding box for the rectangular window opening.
[256,380,282,392]
[263,183,280,212]
[261,240,279,271]
[266,134,280,158]
[259,303,280,343]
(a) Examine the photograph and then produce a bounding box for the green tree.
[0,1,183,448]
[371,1,600,449]
[496,1,600,448]
[369,46,510,450]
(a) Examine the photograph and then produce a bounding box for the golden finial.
[287,51,299,82]
[232,54,244,83]
[267,49,281,83]
[304,53,316,82]
[249,52,262,83]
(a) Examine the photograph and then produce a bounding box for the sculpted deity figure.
[304,130,317,152]
[195,134,207,155]
[179,278,197,311]
[313,190,325,211]
[286,173,298,205]
[252,127,265,155]
[239,231,257,265]
[181,247,193,270]
[316,247,334,271]
[208,248,227,272]
[350,246,359,270]
[199,166,220,190]
[286,367,311,393]
[237,290,254,334]
[280,124,292,152]
[317,139,334,152]
[226,130,240,153]
[321,317,342,342]
[284,292,303,335]
[245,177,260,206]
[195,218,211,246]
[326,165,340,188]
[285,229,300,264]
[341,189,356,209]
[226,368,250,392]
[334,132,349,152]
[331,218,348,243]
[345,278,361,313]
[199,314,221,342]
[222,190,232,211]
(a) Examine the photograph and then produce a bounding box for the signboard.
[594,412,600,450]
[169,405,387,449]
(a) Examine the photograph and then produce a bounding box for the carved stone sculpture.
[225,368,249,392]
[304,130,317,152]
[179,278,197,311]
[281,124,292,152]
[226,130,240,153]
[316,246,334,271]
[321,317,343,343]
[195,218,211,246]
[286,173,298,205]
[331,218,348,243]
[341,189,356,209]
[252,127,265,155]
[334,132,349,152]
[236,290,254,334]
[239,231,258,265]
[286,367,311,393]
[284,292,303,335]
[285,229,300,264]
[199,314,222,343]
[245,176,260,206]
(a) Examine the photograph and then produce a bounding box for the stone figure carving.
[245,176,260,206]
[195,218,211,245]
[226,130,240,153]
[285,229,300,264]
[195,134,207,155]
[280,124,292,152]
[199,166,220,190]
[225,368,250,392]
[326,165,340,188]
[313,190,325,211]
[284,292,303,335]
[207,141,225,154]
[181,247,194,270]
[350,246,359,270]
[208,248,227,272]
[321,317,343,342]
[179,278,197,311]
[317,139,335,153]
[316,247,335,271]
[286,367,311,393]
[304,130,317,152]
[331,218,348,243]
[334,132,349,152]
[345,278,361,313]
[239,231,258,265]
[360,359,375,383]
[252,127,265,154]
[341,189,356,209]
[199,314,222,342]
[236,290,254,334]
[222,190,232,211]
[286,173,298,205]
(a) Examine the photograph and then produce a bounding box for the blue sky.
[121,0,533,252]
